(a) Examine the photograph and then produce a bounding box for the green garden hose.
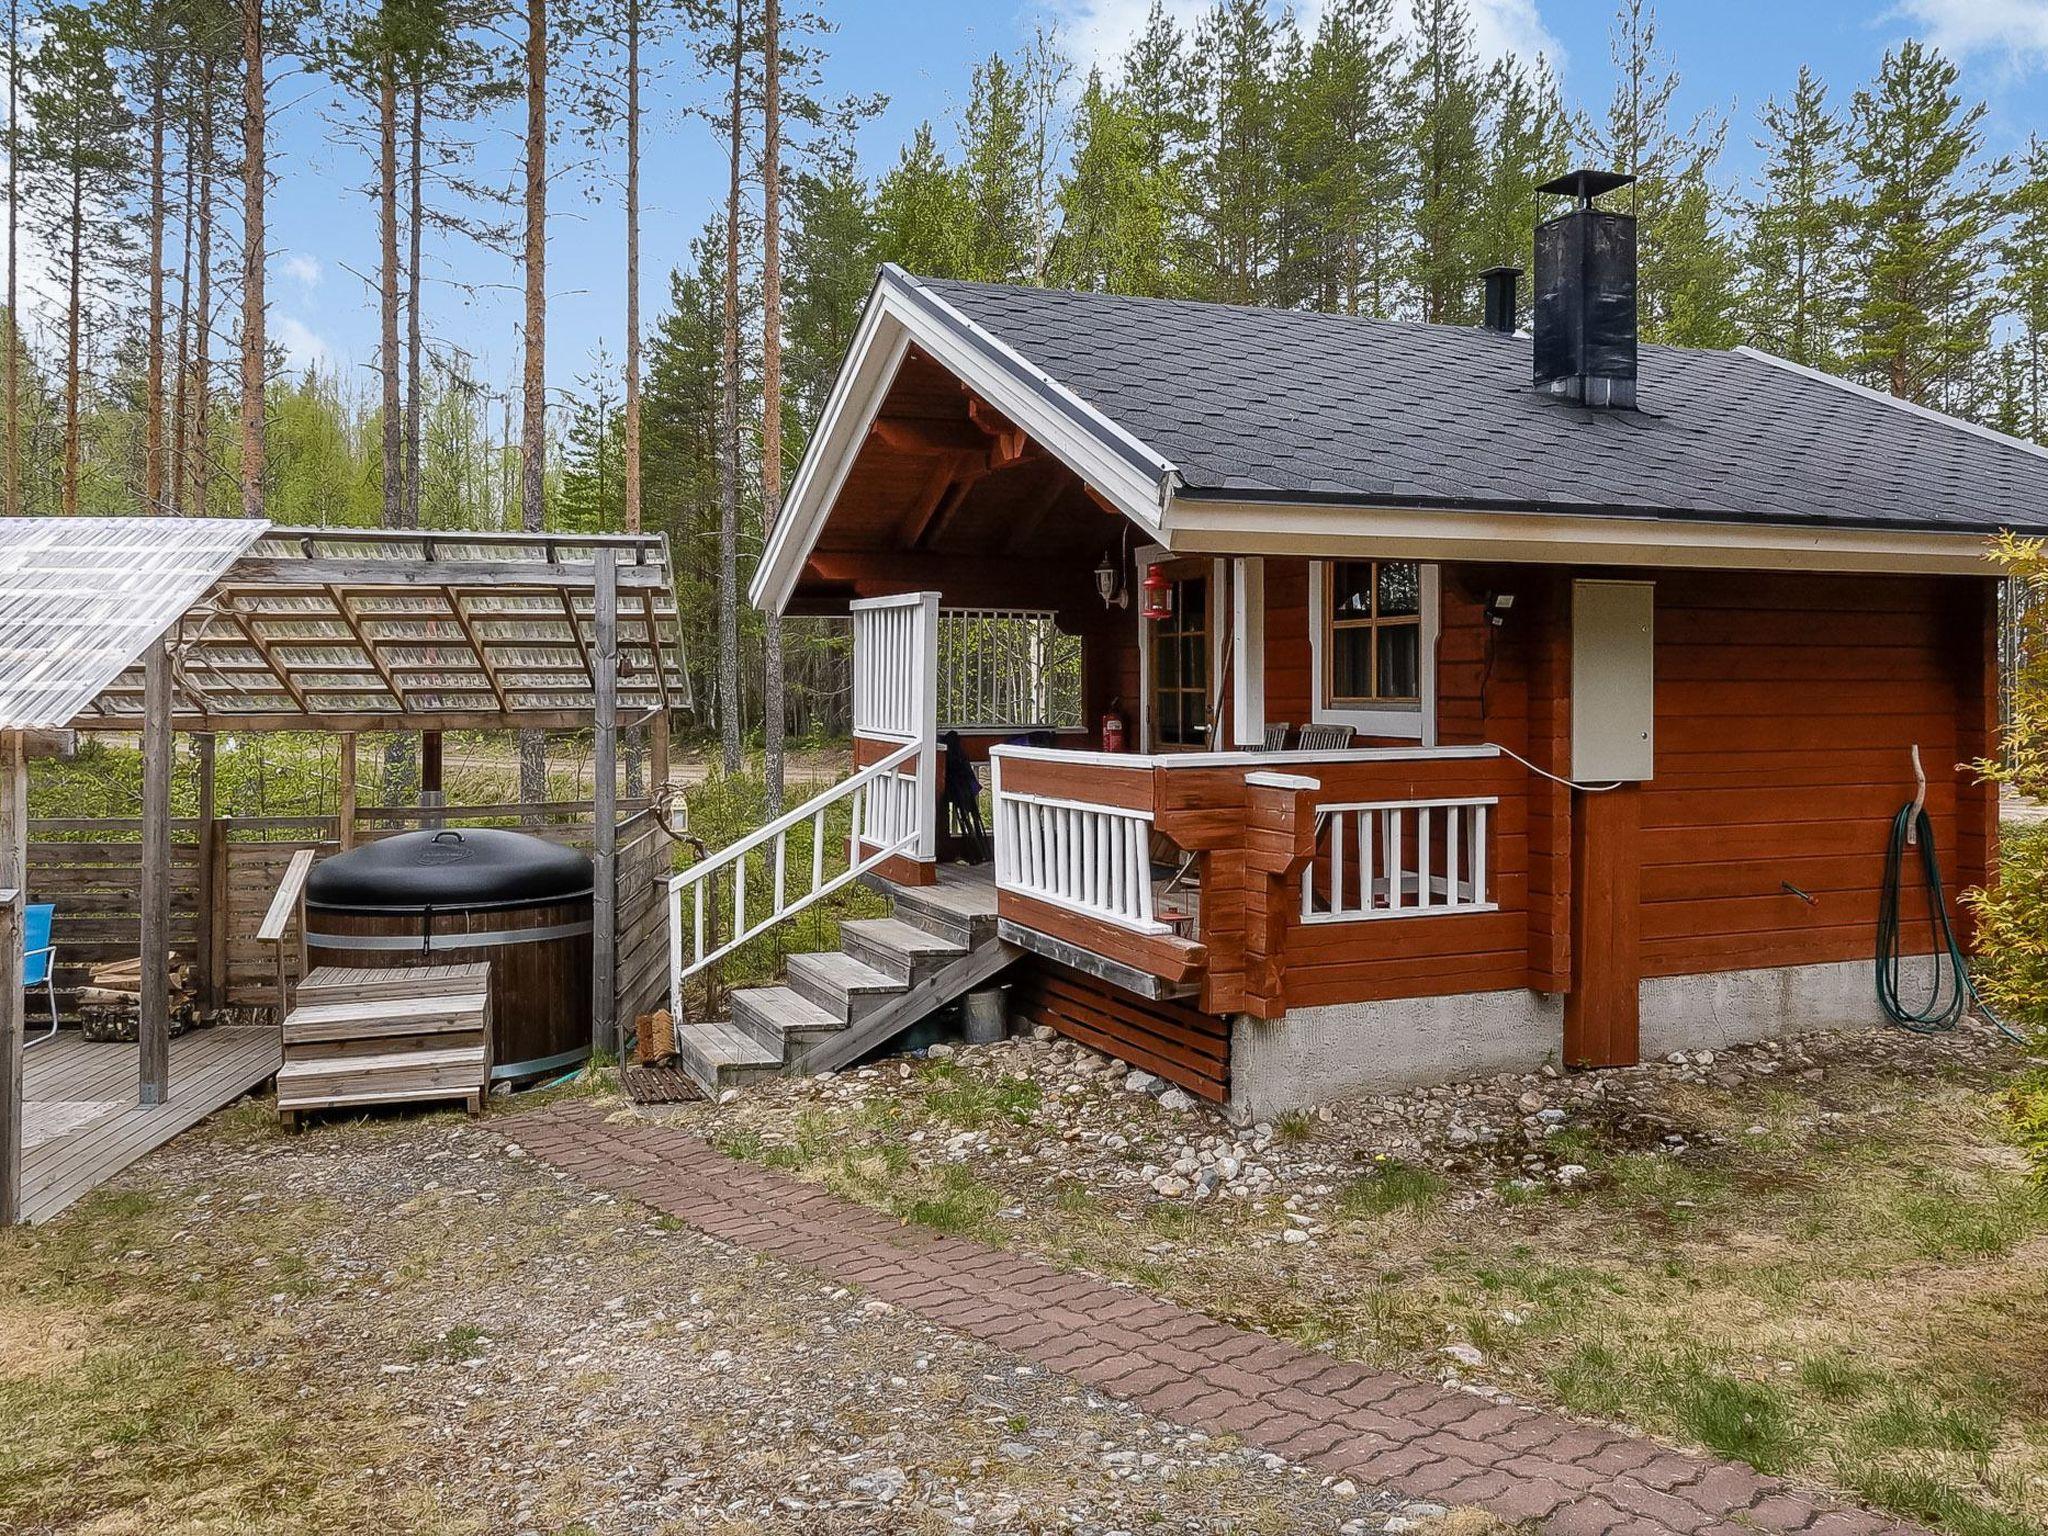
[1875,801,2023,1041]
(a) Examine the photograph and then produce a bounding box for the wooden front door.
[1148,559,1211,752]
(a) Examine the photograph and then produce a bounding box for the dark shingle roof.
[914,274,2048,534]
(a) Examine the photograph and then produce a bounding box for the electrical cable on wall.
[1487,741,1623,793]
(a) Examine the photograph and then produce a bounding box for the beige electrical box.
[1572,580,1655,782]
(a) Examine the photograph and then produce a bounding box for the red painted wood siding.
[1638,571,1992,978]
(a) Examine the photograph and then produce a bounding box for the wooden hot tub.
[305,828,594,1082]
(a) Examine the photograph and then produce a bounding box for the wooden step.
[276,1044,487,1108]
[287,1027,486,1062]
[282,992,487,1045]
[730,985,843,1056]
[296,964,491,1005]
[675,1019,782,1094]
[883,871,1000,948]
[839,917,967,984]
[785,950,903,1023]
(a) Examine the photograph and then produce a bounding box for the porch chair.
[1259,723,1290,751]
[940,731,988,863]
[1295,723,1356,751]
[23,901,58,1046]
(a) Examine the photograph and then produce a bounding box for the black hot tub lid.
[307,827,594,913]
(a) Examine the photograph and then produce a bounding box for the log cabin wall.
[1637,570,1992,980]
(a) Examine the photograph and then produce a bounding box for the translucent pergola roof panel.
[72,526,692,732]
[0,517,272,731]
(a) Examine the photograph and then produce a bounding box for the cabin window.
[1310,560,1438,740]
[1150,566,1211,748]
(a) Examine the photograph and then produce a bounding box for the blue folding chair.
[23,902,57,1046]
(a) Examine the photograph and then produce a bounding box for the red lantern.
[1139,563,1173,622]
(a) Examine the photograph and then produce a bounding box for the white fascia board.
[753,280,910,614]
[751,267,1176,615]
[1159,497,1998,576]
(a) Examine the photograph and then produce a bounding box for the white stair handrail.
[668,738,922,1012]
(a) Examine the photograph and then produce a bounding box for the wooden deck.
[19,1026,282,1224]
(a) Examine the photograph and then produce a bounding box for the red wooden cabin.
[678,172,2042,1118]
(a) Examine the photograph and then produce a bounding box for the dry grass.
[0,1180,482,1536]
[708,1037,2048,1536]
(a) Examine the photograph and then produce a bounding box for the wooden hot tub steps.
[276,963,492,1127]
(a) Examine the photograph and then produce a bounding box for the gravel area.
[40,1104,1483,1536]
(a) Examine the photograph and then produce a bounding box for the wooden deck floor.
[20,1026,282,1224]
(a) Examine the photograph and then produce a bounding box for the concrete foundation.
[1637,958,1886,1057]
[1228,958,1890,1117]
[1229,988,1563,1122]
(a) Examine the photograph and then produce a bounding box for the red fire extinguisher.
[1101,697,1128,753]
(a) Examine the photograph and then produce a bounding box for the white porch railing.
[938,607,1084,732]
[989,758,1168,935]
[1300,797,1495,923]
[668,738,922,1000]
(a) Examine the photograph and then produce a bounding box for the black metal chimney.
[1532,168,1638,409]
[1480,266,1521,334]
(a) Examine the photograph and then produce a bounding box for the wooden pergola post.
[0,732,27,1227]
[194,735,217,1013]
[337,733,358,850]
[139,637,173,1107]
[591,548,618,1058]
[420,730,443,830]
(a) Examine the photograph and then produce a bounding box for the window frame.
[1308,559,1440,742]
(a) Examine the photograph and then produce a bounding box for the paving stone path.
[513,1103,1926,1536]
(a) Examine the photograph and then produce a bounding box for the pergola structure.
[0,518,690,1224]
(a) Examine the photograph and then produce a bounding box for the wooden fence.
[26,801,671,1027]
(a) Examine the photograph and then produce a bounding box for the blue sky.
[193,0,2048,408]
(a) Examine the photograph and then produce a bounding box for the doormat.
[621,1064,701,1105]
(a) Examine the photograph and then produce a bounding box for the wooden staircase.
[675,868,1017,1094]
[275,964,492,1128]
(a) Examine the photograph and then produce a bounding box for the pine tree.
[238,0,267,519]
[1845,39,2006,408]
[1186,0,1287,305]
[1407,0,1485,323]
[555,346,623,533]
[875,122,967,276]
[1054,71,1177,297]
[1283,0,1407,316]
[1475,54,1567,279]
[959,53,1033,282]
[2001,137,2048,441]
[785,127,875,432]
[1581,0,1738,347]
[1743,65,1849,369]
[22,5,136,518]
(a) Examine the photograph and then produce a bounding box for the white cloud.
[1894,0,2048,69]
[282,252,324,289]
[274,315,333,376]
[1050,0,1563,79]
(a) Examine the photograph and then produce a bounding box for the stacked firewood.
[77,957,201,1043]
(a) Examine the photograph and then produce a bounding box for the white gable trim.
[751,267,1178,615]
